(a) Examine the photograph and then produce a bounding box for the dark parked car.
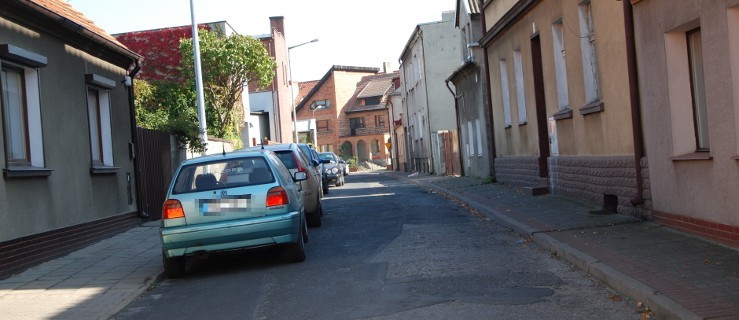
[318,152,346,190]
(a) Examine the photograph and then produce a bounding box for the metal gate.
[135,127,172,221]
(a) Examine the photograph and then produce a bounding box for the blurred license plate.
[200,196,250,216]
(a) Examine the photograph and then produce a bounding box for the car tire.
[284,218,306,263]
[323,182,329,194]
[307,200,322,227]
[162,251,186,278]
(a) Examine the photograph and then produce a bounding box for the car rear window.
[172,156,274,194]
[273,151,298,169]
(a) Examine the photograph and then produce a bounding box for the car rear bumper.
[161,211,301,258]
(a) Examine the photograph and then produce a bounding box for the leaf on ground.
[608,294,623,302]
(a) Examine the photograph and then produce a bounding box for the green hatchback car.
[160,149,308,278]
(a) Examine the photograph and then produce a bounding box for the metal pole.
[288,39,318,143]
[190,0,208,154]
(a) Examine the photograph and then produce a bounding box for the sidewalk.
[387,171,739,320]
[0,221,162,320]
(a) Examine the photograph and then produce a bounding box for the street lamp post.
[288,38,318,143]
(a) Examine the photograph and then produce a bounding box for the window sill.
[504,124,512,129]
[91,166,120,175]
[518,121,528,126]
[552,107,573,120]
[4,166,53,178]
[731,155,739,160]
[670,152,712,161]
[579,100,604,115]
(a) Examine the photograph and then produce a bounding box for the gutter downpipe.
[127,60,146,220]
[623,0,646,209]
[445,80,465,176]
[479,0,497,181]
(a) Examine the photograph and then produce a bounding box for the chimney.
[382,61,395,73]
[269,16,285,36]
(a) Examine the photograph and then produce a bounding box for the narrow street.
[114,172,637,319]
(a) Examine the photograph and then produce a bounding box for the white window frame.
[85,73,117,169]
[1,62,44,169]
[552,20,570,110]
[579,1,601,103]
[87,87,114,167]
[475,118,483,156]
[513,49,527,124]
[665,25,709,155]
[499,60,512,126]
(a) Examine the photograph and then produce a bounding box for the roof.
[17,0,140,61]
[295,80,319,105]
[345,71,399,114]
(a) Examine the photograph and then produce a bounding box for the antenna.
[222,144,226,156]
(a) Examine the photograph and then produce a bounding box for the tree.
[180,29,276,141]
[134,79,205,152]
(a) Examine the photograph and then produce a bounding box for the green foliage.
[346,157,358,168]
[179,29,276,140]
[134,79,205,153]
[133,29,275,153]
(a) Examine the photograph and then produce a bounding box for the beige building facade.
[482,0,648,215]
[632,0,739,247]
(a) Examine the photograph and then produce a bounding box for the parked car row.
[159,143,333,278]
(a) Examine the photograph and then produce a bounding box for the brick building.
[295,66,397,165]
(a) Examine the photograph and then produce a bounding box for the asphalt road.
[114,172,639,319]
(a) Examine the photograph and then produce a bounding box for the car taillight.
[162,199,185,219]
[266,186,289,207]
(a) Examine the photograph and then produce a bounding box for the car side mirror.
[312,159,322,167]
[293,171,307,181]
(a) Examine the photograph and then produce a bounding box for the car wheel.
[162,251,186,278]
[284,218,306,263]
[308,200,322,227]
[323,182,329,194]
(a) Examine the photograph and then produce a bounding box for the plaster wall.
[0,17,137,241]
[633,0,739,224]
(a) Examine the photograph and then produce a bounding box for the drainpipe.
[479,0,497,180]
[445,80,465,176]
[127,60,146,220]
[623,0,645,208]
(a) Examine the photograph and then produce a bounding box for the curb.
[398,174,700,320]
[100,271,165,320]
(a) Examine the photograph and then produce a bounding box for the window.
[513,49,527,124]
[85,74,116,169]
[2,67,28,164]
[319,144,333,152]
[476,119,483,156]
[317,119,329,132]
[1,47,46,174]
[374,115,385,127]
[467,121,474,157]
[371,139,380,154]
[687,28,709,151]
[310,100,330,110]
[349,117,364,136]
[499,60,512,126]
[579,1,601,104]
[729,7,739,156]
[552,20,570,111]
[364,96,381,105]
[665,24,710,157]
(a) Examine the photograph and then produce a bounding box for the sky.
[67,0,456,82]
